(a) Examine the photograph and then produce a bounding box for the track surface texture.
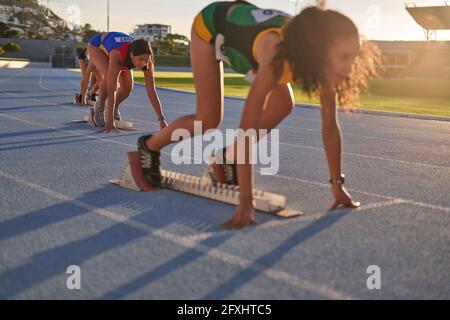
[0,68,449,299]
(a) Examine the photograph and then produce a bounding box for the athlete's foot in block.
[74,93,83,105]
[220,204,257,230]
[137,135,162,187]
[208,157,238,186]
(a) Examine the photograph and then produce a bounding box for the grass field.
[71,69,450,117]
[134,71,450,117]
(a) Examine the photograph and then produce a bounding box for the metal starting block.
[71,108,136,131]
[111,152,302,218]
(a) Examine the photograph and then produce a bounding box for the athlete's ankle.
[145,136,160,152]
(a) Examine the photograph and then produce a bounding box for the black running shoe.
[92,102,105,127]
[74,93,82,105]
[137,134,162,187]
[210,147,238,185]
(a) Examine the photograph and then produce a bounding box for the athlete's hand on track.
[101,120,119,133]
[220,201,257,230]
[82,93,90,106]
[330,185,360,210]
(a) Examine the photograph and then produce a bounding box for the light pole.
[62,44,65,68]
[290,0,299,15]
[107,0,110,32]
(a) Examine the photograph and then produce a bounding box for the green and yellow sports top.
[193,1,294,84]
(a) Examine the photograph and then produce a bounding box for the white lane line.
[43,69,161,127]
[0,69,31,85]
[1,108,449,215]
[52,69,450,148]
[3,73,450,214]
[278,123,450,148]
[59,68,450,133]
[55,69,450,143]
[257,199,408,230]
[280,142,450,170]
[133,97,450,148]
[152,227,354,300]
[38,69,69,94]
[1,83,159,130]
[10,79,450,165]
[0,111,136,148]
[177,199,408,243]
[16,77,450,172]
[38,69,45,89]
[119,101,450,170]
[128,99,450,149]
[0,168,354,300]
[128,91,450,136]
[150,93,450,134]
[269,172,450,214]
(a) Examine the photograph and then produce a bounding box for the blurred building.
[375,4,450,78]
[375,40,450,78]
[132,24,171,42]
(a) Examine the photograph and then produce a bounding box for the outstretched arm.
[222,32,280,229]
[320,85,360,210]
[103,51,121,133]
[143,56,167,129]
[320,85,342,181]
[79,62,95,105]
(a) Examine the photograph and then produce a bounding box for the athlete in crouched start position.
[88,32,168,132]
[137,1,380,229]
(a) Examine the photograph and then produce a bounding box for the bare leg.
[116,70,133,106]
[79,60,87,94]
[91,70,101,94]
[225,83,294,162]
[146,27,223,151]
[87,44,109,107]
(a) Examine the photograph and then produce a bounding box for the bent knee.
[285,101,295,116]
[194,114,222,131]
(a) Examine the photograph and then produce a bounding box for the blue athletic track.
[0,68,449,299]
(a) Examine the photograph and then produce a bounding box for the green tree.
[33,33,47,40]
[83,23,92,31]
[15,11,33,25]
[2,42,22,52]
[166,33,190,45]
[11,8,33,39]
[0,22,9,37]
[76,44,86,55]
[3,29,19,38]
[82,29,100,43]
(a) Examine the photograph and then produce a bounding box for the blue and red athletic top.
[90,32,134,70]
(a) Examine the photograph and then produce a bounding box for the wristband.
[329,174,345,185]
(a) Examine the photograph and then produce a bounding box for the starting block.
[72,108,136,131]
[111,152,302,218]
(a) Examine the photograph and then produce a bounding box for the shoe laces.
[223,163,236,183]
[140,150,160,170]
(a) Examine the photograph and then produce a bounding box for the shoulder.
[255,31,282,65]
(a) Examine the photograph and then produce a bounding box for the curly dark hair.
[275,6,381,106]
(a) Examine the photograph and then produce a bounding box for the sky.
[44,0,450,41]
